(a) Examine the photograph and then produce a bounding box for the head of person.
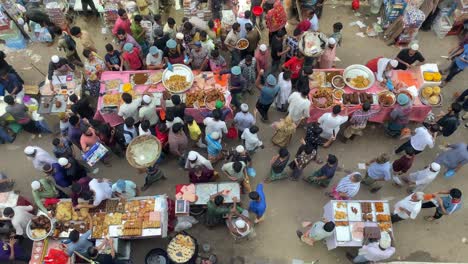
[279,71,291,82]
[409,43,419,56]
[193,165,204,175]
[142,95,152,106]
[333,22,343,33]
[259,44,267,54]
[193,41,202,52]
[448,102,462,115]
[233,161,243,173]
[207,19,215,30]
[117,28,127,40]
[279,147,289,158]
[214,195,224,206]
[176,32,184,44]
[31,180,43,192]
[172,123,183,135]
[42,163,54,175]
[404,147,415,157]
[141,120,150,131]
[232,22,241,33]
[449,188,462,201]
[387,59,398,70]
[82,49,94,60]
[249,125,259,134]
[158,122,168,133]
[50,55,61,65]
[183,22,193,33]
[266,74,277,87]
[231,66,241,77]
[332,105,341,115]
[117,8,128,19]
[69,230,80,243]
[324,221,335,232]
[167,17,176,28]
[239,103,249,113]
[362,102,371,112]
[69,115,80,127]
[244,55,253,66]
[0,51,6,61]
[153,14,161,24]
[211,49,220,58]
[200,31,208,42]
[187,151,198,164]
[410,192,424,202]
[248,191,260,201]
[293,28,302,38]
[184,115,195,125]
[121,92,133,104]
[308,10,316,18]
[276,30,286,40]
[327,37,336,48]
[115,180,127,193]
[300,86,310,97]
[212,109,222,121]
[155,28,164,38]
[350,173,363,183]
[235,219,248,231]
[166,39,177,52]
[171,94,181,106]
[3,207,14,218]
[134,14,142,25]
[125,117,135,128]
[165,110,175,122]
[81,125,94,137]
[376,153,390,164]
[429,162,440,173]
[52,137,63,148]
[123,43,134,53]
[3,95,15,106]
[70,26,82,37]
[58,157,71,168]
[236,145,245,155]
[327,154,338,166]
[87,246,99,258]
[303,67,314,76]
[68,94,79,104]
[304,144,315,155]
[396,93,410,106]
[24,146,37,158]
[428,123,440,133]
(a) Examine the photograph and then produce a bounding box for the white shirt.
[318,113,348,139]
[358,242,395,261]
[376,58,392,82]
[201,39,215,52]
[185,151,214,170]
[123,124,138,145]
[118,98,142,121]
[410,127,434,151]
[393,194,422,219]
[308,221,334,241]
[139,126,152,136]
[236,17,252,38]
[408,167,439,189]
[139,100,159,125]
[89,179,112,206]
[275,72,292,106]
[287,92,311,123]
[309,14,319,31]
[10,206,34,235]
[166,117,184,129]
[241,129,263,151]
[29,146,57,171]
[146,51,163,66]
[203,117,227,139]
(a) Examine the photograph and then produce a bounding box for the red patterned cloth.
[265,1,287,33]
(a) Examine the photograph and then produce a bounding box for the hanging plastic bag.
[226,124,238,139]
[247,167,256,177]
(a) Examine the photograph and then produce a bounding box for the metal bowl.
[331,75,345,89]
[236,38,249,50]
[162,64,194,94]
[343,64,375,91]
[26,216,55,241]
[419,88,443,107]
[377,91,396,107]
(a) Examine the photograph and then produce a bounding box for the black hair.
[165,111,174,122]
[233,161,243,173]
[324,221,335,232]
[3,207,13,217]
[69,230,80,242]
[333,22,343,31]
[158,122,168,132]
[141,120,150,130]
[244,10,251,19]
[52,138,61,146]
[429,124,440,133]
[172,123,183,133]
[42,163,52,172]
[4,95,14,105]
[232,22,240,30]
[167,17,176,25]
[171,95,181,105]
[70,26,81,36]
[87,246,99,258]
[362,102,371,111]
[69,94,78,103]
[303,67,313,75]
[451,102,462,114]
[117,8,126,17]
[293,28,302,36]
[54,27,63,35]
[69,115,80,126]
[450,188,462,199]
[154,14,161,22]
[207,20,214,29]
[245,54,253,61]
[249,125,259,134]
[249,191,259,200]
[283,71,292,80]
[134,15,142,22]
[105,43,114,52]
[212,109,221,120]
[121,93,132,104]
[276,30,286,38]
[124,117,135,127]
[327,154,338,165]
[183,22,193,31]
[332,105,341,115]
[185,115,194,123]
[214,195,224,205]
[0,51,5,60]
[300,87,310,97]
[211,49,219,58]
[200,31,207,38]
[279,147,289,158]
[81,190,94,200]
[117,28,125,36]
[71,183,82,193]
[82,49,92,59]
[245,23,253,31]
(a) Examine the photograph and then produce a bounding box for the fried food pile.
[312,88,334,108]
[348,75,370,89]
[132,73,149,85]
[166,75,190,92]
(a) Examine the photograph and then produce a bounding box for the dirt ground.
[1,4,467,264]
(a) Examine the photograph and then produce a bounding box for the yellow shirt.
[188,122,201,140]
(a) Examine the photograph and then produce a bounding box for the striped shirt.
[349,109,379,128]
[335,174,361,198]
[286,36,299,59]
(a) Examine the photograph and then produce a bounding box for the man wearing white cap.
[403,162,441,192]
[234,104,256,138]
[318,38,337,69]
[139,94,159,128]
[347,231,395,263]
[31,178,61,213]
[255,44,270,74]
[391,192,424,223]
[376,57,398,83]
[231,145,252,166]
[76,178,113,209]
[226,206,254,239]
[24,146,57,171]
[395,43,425,70]
[47,55,75,92]
[185,150,214,170]
[59,157,93,182]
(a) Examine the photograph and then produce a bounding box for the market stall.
[307,66,434,123]
[323,200,393,250]
[27,196,168,263]
[176,182,240,205]
[38,71,83,115]
[94,69,232,127]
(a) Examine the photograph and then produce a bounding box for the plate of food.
[333,201,348,221]
[102,93,121,107]
[130,73,150,86]
[332,89,344,100]
[335,225,351,242]
[167,233,196,263]
[105,79,122,92]
[236,38,249,50]
[347,202,362,221]
[204,89,226,110]
[310,88,335,109]
[185,89,205,107]
[149,71,163,84]
[331,75,345,89]
[343,64,375,90]
[378,91,396,107]
[27,215,55,241]
[351,222,365,242]
[419,86,442,106]
[162,64,194,94]
[378,222,392,232]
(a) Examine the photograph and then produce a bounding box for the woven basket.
[126,135,162,169]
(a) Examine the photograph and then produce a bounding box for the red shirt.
[155,127,168,146]
[365,56,383,73]
[122,47,142,70]
[392,155,414,173]
[112,17,132,35]
[283,56,304,79]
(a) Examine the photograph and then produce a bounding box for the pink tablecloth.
[93,70,232,127]
[307,69,431,124]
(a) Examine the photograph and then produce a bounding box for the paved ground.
[1,4,467,264]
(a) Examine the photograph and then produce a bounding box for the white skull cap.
[51,55,60,63]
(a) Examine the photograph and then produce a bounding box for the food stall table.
[307,68,432,124]
[176,182,241,205]
[38,72,83,115]
[94,70,233,127]
[323,200,393,250]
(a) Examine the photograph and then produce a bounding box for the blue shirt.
[367,162,392,181]
[249,184,267,217]
[51,163,72,188]
[259,85,280,105]
[438,196,462,215]
[0,73,22,94]
[455,44,468,70]
[66,230,92,256]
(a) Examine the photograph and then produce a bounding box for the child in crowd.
[104,43,123,71]
[122,43,143,71]
[155,122,169,151]
[185,115,206,148]
[241,125,264,153]
[52,136,74,158]
[330,22,343,46]
[123,117,138,146]
[139,120,152,136]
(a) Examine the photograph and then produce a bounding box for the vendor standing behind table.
[365,57,398,84]
[146,46,165,70]
[395,43,425,70]
[75,178,113,209]
[47,55,75,93]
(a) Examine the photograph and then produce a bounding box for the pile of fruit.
[422,86,441,105]
[423,72,442,82]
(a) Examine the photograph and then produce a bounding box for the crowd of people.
[0,0,467,263]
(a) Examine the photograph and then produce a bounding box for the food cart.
[93,68,232,127]
[323,200,393,250]
[176,182,241,205]
[38,72,83,115]
[307,66,434,123]
[28,195,169,263]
